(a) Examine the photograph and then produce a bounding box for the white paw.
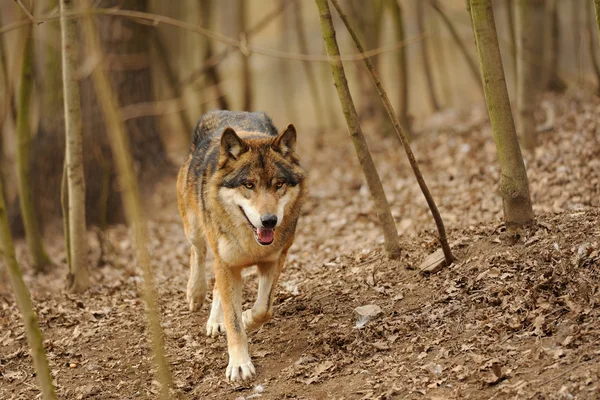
[187,286,206,312]
[206,319,226,337]
[226,357,256,382]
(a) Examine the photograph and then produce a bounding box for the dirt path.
[1,92,599,399]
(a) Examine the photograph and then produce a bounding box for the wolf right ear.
[220,127,247,159]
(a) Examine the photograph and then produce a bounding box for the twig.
[0,8,430,64]
[330,0,454,266]
[13,0,37,24]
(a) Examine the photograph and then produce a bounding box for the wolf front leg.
[214,261,256,382]
[243,251,287,332]
[187,240,207,312]
[206,284,226,337]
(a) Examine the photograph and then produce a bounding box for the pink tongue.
[257,228,274,243]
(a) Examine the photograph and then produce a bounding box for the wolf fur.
[176,110,306,382]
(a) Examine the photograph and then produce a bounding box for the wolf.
[176,110,307,382]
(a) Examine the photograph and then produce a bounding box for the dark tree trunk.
[13,0,171,234]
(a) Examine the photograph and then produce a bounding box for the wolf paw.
[186,286,206,312]
[206,319,226,337]
[226,358,256,382]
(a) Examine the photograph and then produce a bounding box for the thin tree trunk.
[238,0,252,110]
[544,0,567,92]
[0,179,56,400]
[416,0,441,112]
[201,0,229,110]
[516,0,544,151]
[278,0,298,123]
[330,0,454,266]
[469,0,534,228]
[430,9,452,106]
[60,0,89,293]
[314,0,401,260]
[573,0,583,82]
[80,5,173,398]
[294,0,326,129]
[16,22,52,271]
[587,0,600,94]
[506,0,517,77]
[388,0,411,136]
[595,0,600,41]
[152,32,194,135]
[430,0,483,91]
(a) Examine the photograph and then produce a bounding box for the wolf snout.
[260,214,277,229]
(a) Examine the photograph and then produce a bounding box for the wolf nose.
[261,214,277,229]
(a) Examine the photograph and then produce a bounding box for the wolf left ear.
[272,124,297,157]
[221,127,247,159]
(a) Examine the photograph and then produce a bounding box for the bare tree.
[430,0,482,91]
[0,179,56,399]
[239,0,252,110]
[416,0,441,112]
[294,0,326,130]
[595,0,600,40]
[387,0,411,135]
[515,0,545,150]
[543,0,567,92]
[200,0,230,110]
[587,0,600,94]
[470,0,534,228]
[314,0,401,259]
[60,0,89,292]
[330,0,454,266]
[15,14,51,271]
[80,5,173,398]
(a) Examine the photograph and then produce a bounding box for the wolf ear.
[272,124,297,157]
[220,127,247,159]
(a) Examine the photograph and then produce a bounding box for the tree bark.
[416,0,441,112]
[0,179,56,400]
[200,0,230,110]
[314,0,401,260]
[388,0,411,136]
[515,0,545,151]
[587,0,600,94]
[595,0,600,41]
[543,0,567,92]
[60,0,89,293]
[80,4,173,398]
[430,0,483,91]
[16,21,52,271]
[469,0,534,229]
[330,0,454,266]
[293,0,326,129]
[238,0,252,110]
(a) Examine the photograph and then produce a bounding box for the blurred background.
[0,0,598,234]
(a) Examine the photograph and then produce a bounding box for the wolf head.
[216,124,306,246]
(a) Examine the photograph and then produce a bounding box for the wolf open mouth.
[239,207,274,246]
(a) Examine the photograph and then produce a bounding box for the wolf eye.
[243,182,254,189]
[275,181,285,189]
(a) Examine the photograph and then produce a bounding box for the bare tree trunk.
[516,0,545,151]
[587,0,600,94]
[60,0,89,293]
[238,0,252,110]
[506,0,517,77]
[80,5,173,398]
[200,0,230,110]
[469,0,534,229]
[387,0,411,136]
[152,32,194,135]
[294,0,326,129]
[330,0,454,266]
[278,0,298,123]
[543,0,567,92]
[16,21,51,271]
[417,0,441,112]
[595,0,600,41]
[430,0,483,91]
[573,0,583,83]
[0,179,56,400]
[314,0,401,260]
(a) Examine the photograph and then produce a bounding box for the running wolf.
[176,110,307,382]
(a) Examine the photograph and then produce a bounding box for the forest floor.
[1,91,600,400]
